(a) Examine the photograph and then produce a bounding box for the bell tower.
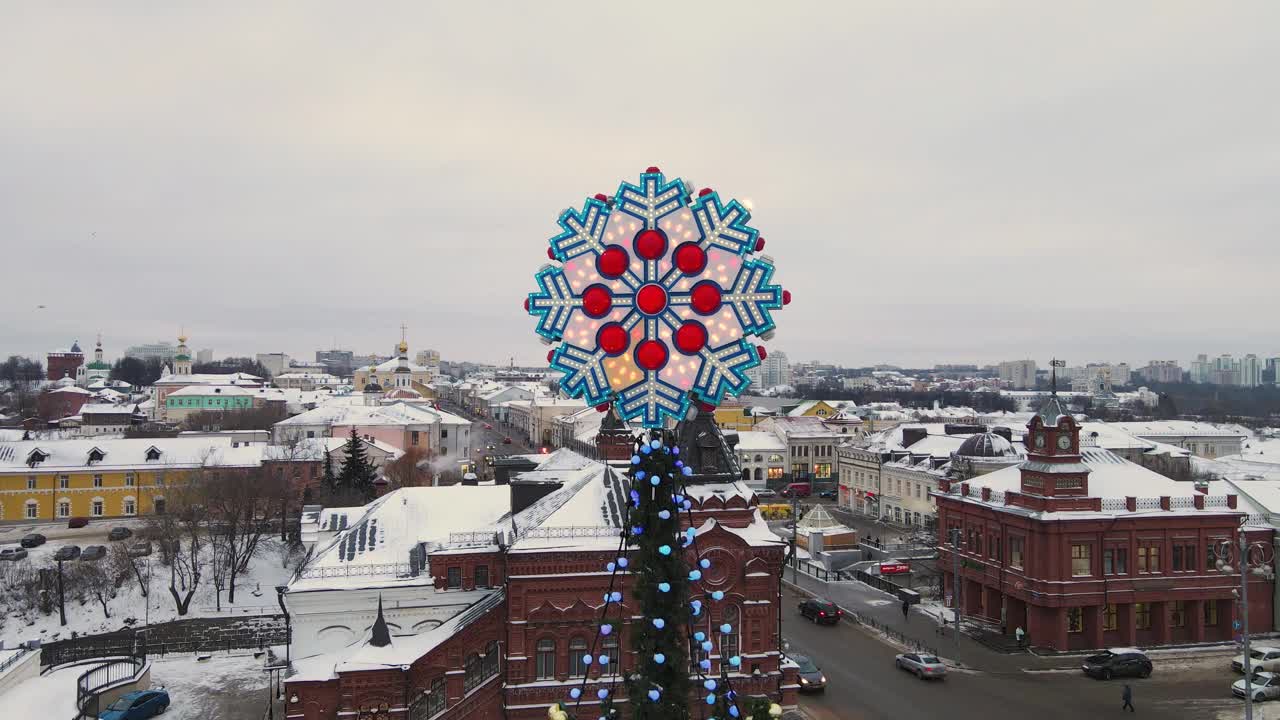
[174,332,192,376]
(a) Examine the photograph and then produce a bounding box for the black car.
[54,545,81,561]
[799,598,843,625]
[790,654,827,692]
[20,533,47,548]
[80,545,108,562]
[107,527,133,541]
[1082,648,1152,680]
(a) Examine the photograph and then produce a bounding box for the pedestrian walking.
[1015,626,1026,649]
[1121,683,1134,712]
[901,599,910,621]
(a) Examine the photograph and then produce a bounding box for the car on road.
[127,541,152,558]
[896,652,947,680]
[798,598,843,625]
[502,437,512,444]
[756,489,777,499]
[483,423,493,430]
[1234,646,1280,674]
[68,516,89,528]
[1234,671,1280,702]
[99,688,170,719]
[0,547,28,562]
[108,526,134,541]
[791,654,826,692]
[20,533,47,548]
[80,545,108,562]
[781,482,811,498]
[1082,647,1152,680]
[818,489,837,500]
[54,545,81,561]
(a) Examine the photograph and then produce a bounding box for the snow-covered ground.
[151,652,273,720]
[0,536,299,648]
[2,661,86,717]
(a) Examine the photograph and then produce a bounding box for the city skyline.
[3,4,1279,368]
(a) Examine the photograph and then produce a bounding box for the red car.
[502,437,512,445]
[68,517,89,529]
[483,423,493,430]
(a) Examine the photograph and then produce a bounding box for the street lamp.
[1214,522,1275,720]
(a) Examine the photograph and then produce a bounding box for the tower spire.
[370,595,392,647]
[1050,357,1064,395]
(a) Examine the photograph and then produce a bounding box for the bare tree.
[209,535,231,612]
[149,482,205,616]
[383,446,432,488]
[110,544,148,598]
[199,466,274,604]
[270,431,314,542]
[77,563,116,619]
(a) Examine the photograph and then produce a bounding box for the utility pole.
[56,558,66,626]
[791,492,799,585]
[950,528,961,649]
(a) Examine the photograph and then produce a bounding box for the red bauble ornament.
[595,402,611,412]
[754,236,766,252]
[673,242,707,275]
[698,400,716,413]
[522,298,529,311]
[547,349,555,363]
[689,281,723,315]
[645,166,662,174]
[674,322,708,355]
[636,284,668,315]
[597,245,629,278]
[635,340,668,371]
[581,284,613,318]
[634,228,668,260]
[547,247,556,260]
[782,289,792,305]
[698,188,714,198]
[757,345,768,360]
[597,323,629,356]
[594,193,610,202]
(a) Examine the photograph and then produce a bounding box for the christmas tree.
[338,426,377,501]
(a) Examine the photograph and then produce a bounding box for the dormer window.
[87,448,106,465]
[26,449,48,467]
[145,446,162,462]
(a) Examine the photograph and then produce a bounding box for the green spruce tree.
[338,426,377,502]
[321,448,337,492]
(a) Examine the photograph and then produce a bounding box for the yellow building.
[714,402,762,431]
[0,437,265,522]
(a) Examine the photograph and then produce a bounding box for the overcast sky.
[2,2,1277,370]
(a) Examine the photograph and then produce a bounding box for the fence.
[41,615,287,668]
[849,610,941,657]
[75,655,146,720]
[790,557,844,582]
[0,647,31,676]
[298,562,412,580]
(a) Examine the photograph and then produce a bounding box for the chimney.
[1194,480,1209,494]
[991,427,1013,443]
[900,427,927,449]
[944,424,986,436]
[1227,494,1238,509]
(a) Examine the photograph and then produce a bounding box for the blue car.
[99,688,170,719]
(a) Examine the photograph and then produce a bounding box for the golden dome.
[397,340,409,353]
[178,334,188,344]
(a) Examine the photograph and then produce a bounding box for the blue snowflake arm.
[690,191,758,256]
[526,266,578,341]
[691,340,761,405]
[550,343,614,407]
[615,171,687,228]
[723,258,783,336]
[618,372,690,428]
[549,196,611,261]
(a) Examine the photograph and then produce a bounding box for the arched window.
[483,640,500,678]
[535,638,556,680]
[754,454,763,463]
[754,468,763,482]
[601,635,619,676]
[741,469,750,482]
[569,636,588,677]
[720,605,740,663]
[463,652,482,692]
[415,676,446,718]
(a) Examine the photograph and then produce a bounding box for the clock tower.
[1019,363,1090,498]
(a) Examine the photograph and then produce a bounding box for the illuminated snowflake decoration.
[525,167,791,428]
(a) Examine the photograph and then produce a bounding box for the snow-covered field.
[0,536,299,648]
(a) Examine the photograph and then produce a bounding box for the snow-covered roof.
[0,436,267,472]
[166,384,258,398]
[735,430,786,452]
[78,403,137,416]
[359,358,432,373]
[1109,421,1248,439]
[275,400,469,429]
[48,385,91,396]
[155,372,263,386]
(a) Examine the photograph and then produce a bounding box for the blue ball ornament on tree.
[682,465,693,476]
[658,582,671,593]
[617,557,628,568]
[700,558,711,569]
[600,623,612,635]
[689,570,702,581]
[720,623,732,634]
[694,631,705,642]
[706,694,716,705]
[641,444,652,455]
[631,455,641,464]
[729,655,741,667]
[704,679,717,691]
[652,618,665,629]
[570,688,581,699]
[700,658,712,671]
[648,689,661,701]
[658,545,671,556]
[658,510,671,520]
[702,640,713,652]
[650,476,660,486]
[650,439,663,450]
[653,653,665,664]
[712,590,724,601]
[598,688,609,700]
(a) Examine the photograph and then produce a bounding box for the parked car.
[1234,671,1280,702]
[819,489,837,500]
[54,545,81,561]
[1082,648,1152,680]
[127,541,153,558]
[99,688,170,720]
[781,482,812,498]
[798,597,843,625]
[20,533,47,548]
[896,652,947,680]
[756,488,777,499]
[80,545,108,562]
[108,526,134,541]
[791,654,826,692]
[1234,646,1280,674]
[68,516,89,529]
[503,437,512,445]
[0,547,28,562]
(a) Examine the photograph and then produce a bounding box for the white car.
[1233,671,1280,702]
[895,652,946,680]
[1234,647,1280,674]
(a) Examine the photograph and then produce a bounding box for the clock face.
[1057,435,1072,450]
[1034,434,1046,448]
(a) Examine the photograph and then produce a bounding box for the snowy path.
[150,652,272,720]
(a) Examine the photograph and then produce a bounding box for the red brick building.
[46,342,84,382]
[283,434,795,720]
[935,394,1274,651]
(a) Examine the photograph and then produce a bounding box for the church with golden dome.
[352,330,440,399]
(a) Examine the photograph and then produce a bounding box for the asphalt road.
[439,404,538,473]
[782,587,1244,720]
